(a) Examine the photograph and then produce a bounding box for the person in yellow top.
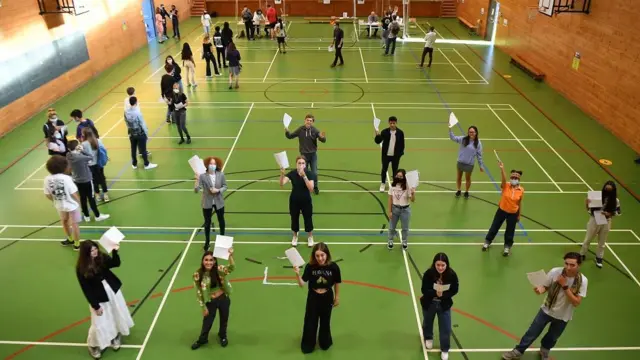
[482,161,524,256]
[191,249,235,350]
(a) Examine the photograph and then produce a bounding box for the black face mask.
[394,177,405,183]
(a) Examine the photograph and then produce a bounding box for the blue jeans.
[422,300,451,352]
[389,205,411,242]
[515,309,568,354]
[302,152,318,190]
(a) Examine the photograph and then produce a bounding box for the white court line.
[101,136,236,140]
[504,105,593,191]
[262,50,279,82]
[426,347,640,353]
[0,340,142,348]
[407,137,544,141]
[452,49,489,84]
[631,230,640,242]
[135,228,197,360]
[223,103,254,169]
[438,49,469,84]
[402,246,429,360]
[13,188,591,194]
[365,61,462,65]
[0,226,7,236]
[359,48,369,83]
[26,179,587,185]
[487,105,562,191]
[607,244,640,288]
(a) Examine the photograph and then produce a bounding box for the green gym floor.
[1,17,639,360]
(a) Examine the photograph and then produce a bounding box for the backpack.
[97,145,109,167]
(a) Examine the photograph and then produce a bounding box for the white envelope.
[527,270,547,288]
[274,151,290,169]
[189,155,206,175]
[99,227,125,253]
[373,117,381,131]
[448,112,459,128]
[285,247,305,268]
[593,210,608,225]
[283,113,292,128]
[433,283,451,292]
[406,170,419,188]
[587,191,602,208]
[213,235,234,260]
[494,149,502,163]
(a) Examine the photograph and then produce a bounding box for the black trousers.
[172,20,180,38]
[204,53,219,76]
[301,289,334,353]
[380,155,401,183]
[76,181,100,217]
[331,46,344,66]
[290,198,313,233]
[485,208,519,247]
[129,134,149,167]
[89,165,108,194]
[216,47,226,68]
[244,21,253,39]
[203,205,225,248]
[197,295,231,343]
[421,47,434,67]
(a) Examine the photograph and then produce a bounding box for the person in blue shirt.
[71,109,98,141]
[449,125,484,198]
[124,97,157,170]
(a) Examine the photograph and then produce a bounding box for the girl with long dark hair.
[202,35,221,77]
[76,240,134,359]
[580,180,621,268]
[449,125,484,198]
[181,43,197,87]
[293,242,341,354]
[280,155,315,247]
[191,249,236,350]
[44,155,81,249]
[387,169,416,250]
[420,252,459,360]
[194,156,228,251]
[165,55,183,92]
[81,128,109,202]
[226,42,241,90]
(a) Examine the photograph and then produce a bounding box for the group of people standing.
[154,4,180,43]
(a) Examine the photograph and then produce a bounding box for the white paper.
[158,97,165,103]
[526,270,547,288]
[587,191,602,208]
[99,227,125,253]
[328,46,334,52]
[448,112,459,128]
[373,117,381,131]
[189,155,206,175]
[213,235,234,260]
[283,113,292,128]
[285,247,305,267]
[274,151,290,169]
[493,149,502,163]
[406,170,420,188]
[433,283,451,292]
[593,210,608,225]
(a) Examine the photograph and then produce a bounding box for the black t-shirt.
[333,28,344,48]
[170,93,187,112]
[203,43,213,57]
[382,16,391,30]
[302,262,341,290]
[287,170,313,201]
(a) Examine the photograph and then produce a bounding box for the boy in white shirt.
[419,26,437,68]
[43,155,82,250]
[502,252,588,360]
[201,11,211,35]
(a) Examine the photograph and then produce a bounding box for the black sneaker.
[402,241,408,250]
[387,240,394,249]
[178,139,185,145]
[60,239,74,246]
[191,340,207,350]
[464,191,469,199]
[595,257,603,268]
[186,138,191,144]
[581,254,586,262]
[220,337,228,347]
[73,244,80,251]
[455,190,461,198]
[314,188,319,195]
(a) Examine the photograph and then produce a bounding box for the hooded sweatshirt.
[67,149,94,183]
[285,125,326,154]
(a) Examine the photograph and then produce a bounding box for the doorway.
[142,0,156,42]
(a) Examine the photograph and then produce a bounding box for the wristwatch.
[562,285,569,291]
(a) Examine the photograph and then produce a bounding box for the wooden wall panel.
[456,0,490,37]
[0,0,192,136]
[496,0,640,152]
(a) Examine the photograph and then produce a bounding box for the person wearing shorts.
[226,42,241,89]
[449,125,484,198]
[43,155,82,250]
[275,19,286,53]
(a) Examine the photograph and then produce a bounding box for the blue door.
[142,0,156,42]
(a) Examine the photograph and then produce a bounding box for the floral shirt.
[193,264,235,309]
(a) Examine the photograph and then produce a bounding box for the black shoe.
[178,139,185,145]
[73,244,80,251]
[220,337,228,347]
[186,138,191,144]
[455,190,461,198]
[60,239,74,246]
[191,340,207,350]
[314,188,319,195]
[635,157,640,164]
[464,191,469,199]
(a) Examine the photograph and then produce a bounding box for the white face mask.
[49,117,58,122]
[167,59,173,64]
[173,88,179,93]
[510,179,519,186]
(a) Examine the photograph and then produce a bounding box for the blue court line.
[405,44,532,242]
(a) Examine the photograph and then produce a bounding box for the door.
[485,0,499,41]
[142,0,156,42]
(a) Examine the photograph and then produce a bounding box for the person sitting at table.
[367,11,379,38]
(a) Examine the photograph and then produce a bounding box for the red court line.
[4,277,518,359]
[0,24,201,176]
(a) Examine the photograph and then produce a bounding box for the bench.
[510,55,545,81]
[457,17,478,34]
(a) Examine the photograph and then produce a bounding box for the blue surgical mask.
[510,179,519,186]
[209,164,217,172]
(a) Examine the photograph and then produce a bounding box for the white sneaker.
[441,352,449,360]
[132,165,137,169]
[291,235,298,247]
[424,340,433,349]
[95,214,110,222]
[88,346,102,359]
[307,237,314,247]
[144,163,158,170]
[84,216,91,222]
[379,183,386,192]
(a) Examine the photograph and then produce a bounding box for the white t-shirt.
[541,267,588,322]
[202,14,211,26]
[424,31,437,48]
[387,130,396,156]
[124,95,133,111]
[388,185,411,206]
[44,174,79,212]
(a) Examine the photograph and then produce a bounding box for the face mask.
[209,164,216,172]
[167,59,173,64]
[173,89,179,93]
[510,179,519,186]
[50,117,57,122]
[394,177,404,183]
[54,131,62,139]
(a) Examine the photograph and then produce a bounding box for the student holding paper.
[502,252,587,360]
[76,240,134,359]
[449,125,484,198]
[66,140,110,222]
[280,156,316,247]
[387,169,415,250]
[375,116,405,192]
[170,82,191,144]
[420,253,459,360]
[195,156,228,251]
[482,162,524,256]
[43,155,82,250]
[293,242,341,354]
[579,181,621,268]
[191,249,235,350]
[285,114,326,195]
